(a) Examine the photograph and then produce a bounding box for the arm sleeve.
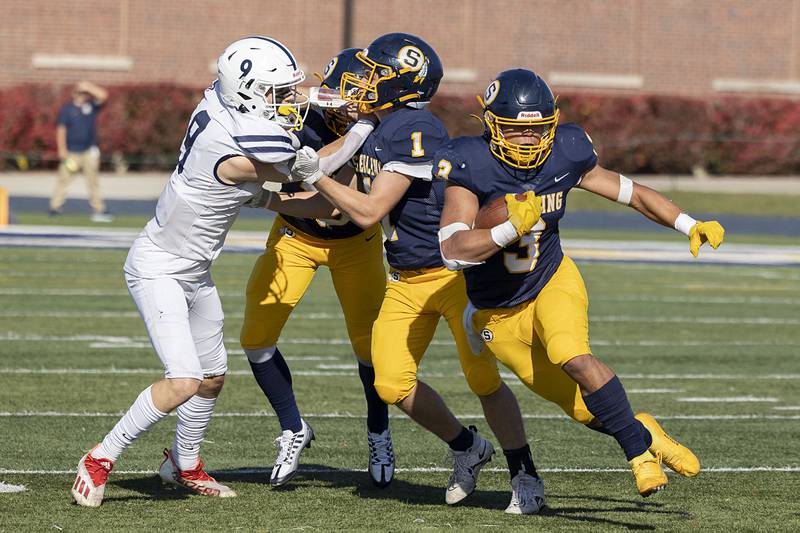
[318,120,374,176]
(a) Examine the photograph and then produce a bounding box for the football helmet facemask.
[480,69,560,170]
[340,32,443,113]
[217,36,309,130]
[319,48,366,136]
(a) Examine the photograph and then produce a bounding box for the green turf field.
[1,247,799,531]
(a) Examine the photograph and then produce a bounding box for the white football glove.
[290,146,324,185]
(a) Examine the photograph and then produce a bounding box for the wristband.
[490,220,518,247]
[616,174,633,205]
[674,213,697,236]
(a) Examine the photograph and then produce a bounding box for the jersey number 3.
[177,110,211,173]
[504,219,545,274]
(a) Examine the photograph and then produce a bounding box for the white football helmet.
[217,36,309,130]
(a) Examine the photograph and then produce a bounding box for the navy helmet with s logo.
[480,69,560,170]
[341,32,443,113]
[318,48,367,136]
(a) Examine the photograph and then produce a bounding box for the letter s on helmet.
[340,32,443,113]
[480,69,559,170]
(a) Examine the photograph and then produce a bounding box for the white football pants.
[125,273,228,380]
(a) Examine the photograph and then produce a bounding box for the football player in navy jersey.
[437,69,725,498]
[239,49,393,488]
[291,34,546,513]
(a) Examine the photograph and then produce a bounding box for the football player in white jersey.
[71,36,317,507]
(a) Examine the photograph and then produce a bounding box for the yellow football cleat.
[636,412,701,477]
[629,450,667,497]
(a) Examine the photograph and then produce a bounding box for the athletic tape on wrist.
[674,213,697,236]
[490,220,518,247]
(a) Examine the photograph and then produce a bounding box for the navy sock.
[586,419,653,448]
[357,362,389,434]
[582,376,648,461]
[503,444,538,480]
[448,426,475,452]
[248,347,302,433]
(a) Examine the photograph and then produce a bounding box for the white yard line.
[0,482,26,493]
[2,333,799,349]
[596,295,800,306]
[2,310,799,325]
[1,411,797,421]
[773,406,800,411]
[626,388,685,393]
[677,397,780,403]
[2,367,800,381]
[2,287,800,304]
[0,466,798,475]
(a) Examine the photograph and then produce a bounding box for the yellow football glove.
[689,220,725,257]
[505,191,543,236]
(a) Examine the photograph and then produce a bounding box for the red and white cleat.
[158,449,236,498]
[71,447,114,507]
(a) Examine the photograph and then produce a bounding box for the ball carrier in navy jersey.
[290,34,546,514]
[438,69,724,497]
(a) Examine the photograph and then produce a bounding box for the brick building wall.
[2,0,799,96]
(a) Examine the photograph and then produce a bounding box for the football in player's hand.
[473,194,526,229]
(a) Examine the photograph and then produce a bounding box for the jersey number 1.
[177,110,211,173]
[410,131,424,157]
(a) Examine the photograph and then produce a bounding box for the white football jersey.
[127,82,298,278]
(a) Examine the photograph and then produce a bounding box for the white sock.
[94,386,168,462]
[172,394,217,471]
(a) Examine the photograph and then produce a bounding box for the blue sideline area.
[9,196,800,237]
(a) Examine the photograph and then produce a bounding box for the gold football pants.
[240,216,385,363]
[470,256,594,423]
[372,267,502,405]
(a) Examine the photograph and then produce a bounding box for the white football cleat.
[505,472,546,515]
[71,447,113,507]
[270,418,315,486]
[445,427,495,505]
[159,449,236,497]
[367,428,395,488]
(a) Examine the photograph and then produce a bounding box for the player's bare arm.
[579,164,725,256]
[315,169,412,229]
[578,164,681,226]
[439,183,500,263]
[216,155,293,184]
[267,190,340,219]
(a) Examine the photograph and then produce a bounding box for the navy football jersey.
[435,123,598,308]
[351,108,449,270]
[280,108,364,239]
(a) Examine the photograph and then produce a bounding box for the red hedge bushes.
[1,83,799,174]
